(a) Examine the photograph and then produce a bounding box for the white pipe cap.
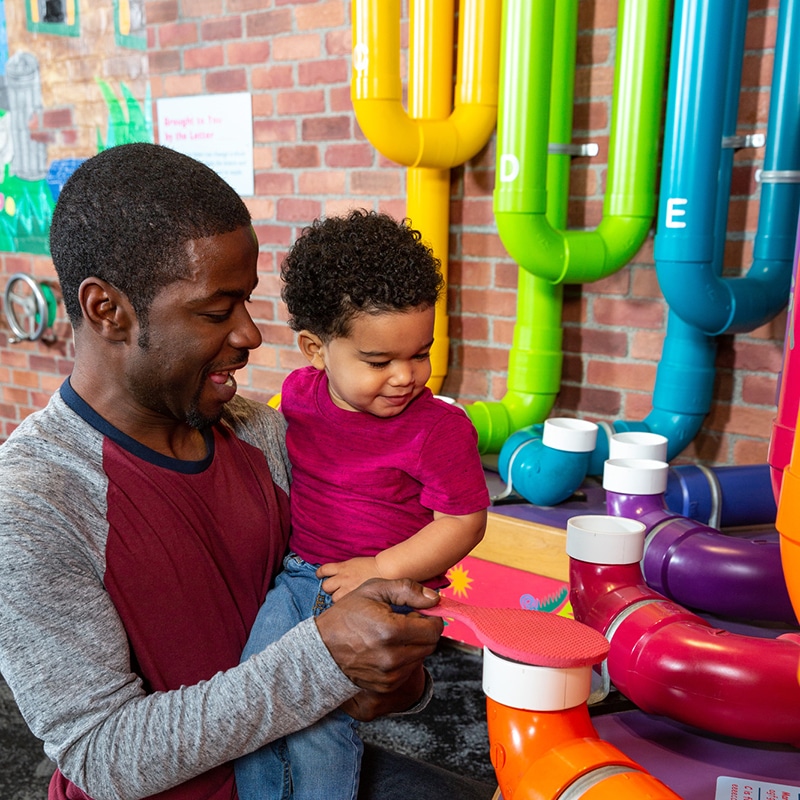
[482,647,592,711]
[542,418,598,453]
[565,514,646,565]
[609,431,668,462]
[603,457,668,495]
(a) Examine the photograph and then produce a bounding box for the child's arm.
[317,509,487,602]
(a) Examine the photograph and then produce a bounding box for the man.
[0,143,494,800]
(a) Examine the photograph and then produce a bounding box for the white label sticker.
[715,776,800,800]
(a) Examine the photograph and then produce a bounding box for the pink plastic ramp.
[422,595,609,668]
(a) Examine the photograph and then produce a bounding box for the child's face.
[315,306,435,418]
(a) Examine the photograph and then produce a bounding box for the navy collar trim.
[60,378,215,474]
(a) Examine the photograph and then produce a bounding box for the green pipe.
[466,0,575,451]
[467,0,668,452]
[495,0,667,281]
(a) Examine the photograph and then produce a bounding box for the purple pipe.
[604,459,797,625]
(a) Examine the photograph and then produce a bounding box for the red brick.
[733,437,770,465]
[587,359,656,392]
[298,170,346,195]
[42,107,73,128]
[329,85,354,113]
[277,145,320,168]
[578,2,617,30]
[230,0,274,10]
[252,65,294,90]
[574,66,615,100]
[631,267,661,299]
[566,327,627,358]
[558,385,622,417]
[253,223,295,248]
[184,45,225,70]
[147,1,179,24]
[450,259,492,289]
[302,116,350,141]
[276,198,321,223]
[254,120,297,143]
[159,21,198,47]
[729,340,783,372]
[206,69,248,93]
[299,58,348,86]
[273,35,322,62]
[349,170,402,196]
[246,9,294,37]
[295,2,346,30]
[593,297,664,329]
[251,94,274,118]
[148,50,182,74]
[461,232,508,260]
[201,17,243,42]
[741,53,773,88]
[254,172,295,196]
[707,403,775,439]
[227,40,271,66]
[326,28,352,57]
[277,90,325,115]
[162,73,204,97]
[745,13,777,49]
[631,330,665,361]
[576,32,612,66]
[325,143,374,168]
[742,373,778,406]
[460,288,516,318]
[459,344,510,372]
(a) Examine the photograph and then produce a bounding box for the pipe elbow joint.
[494,212,567,283]
[352,98,424,165]
[465,391,556,454]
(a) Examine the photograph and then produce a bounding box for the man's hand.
[314,578,443,698]
[341,667,427,722]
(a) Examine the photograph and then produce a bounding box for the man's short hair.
[50,143,252,327]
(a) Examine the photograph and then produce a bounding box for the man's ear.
[297,330,326,370]
[78,278,134,342]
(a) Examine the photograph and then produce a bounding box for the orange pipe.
[487,699,682,799]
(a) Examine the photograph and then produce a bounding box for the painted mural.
[0,0,150,255]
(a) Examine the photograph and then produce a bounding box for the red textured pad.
[422,595,609,668]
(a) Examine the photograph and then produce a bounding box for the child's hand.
[317,557,383,601]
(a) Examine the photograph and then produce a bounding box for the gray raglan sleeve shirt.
[0,392,359,800]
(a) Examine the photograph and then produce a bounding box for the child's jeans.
[234,554,363,800]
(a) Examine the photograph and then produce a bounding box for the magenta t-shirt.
[282,366,489,565]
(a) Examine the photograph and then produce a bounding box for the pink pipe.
[567,515,800,746]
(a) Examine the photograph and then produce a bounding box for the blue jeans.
[235,555,363,800]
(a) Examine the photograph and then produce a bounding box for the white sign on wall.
[156,92,254,196]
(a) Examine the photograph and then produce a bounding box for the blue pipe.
[665,463,778,528]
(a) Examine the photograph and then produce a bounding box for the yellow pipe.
[352,0,500,392]
[352,0,499,169]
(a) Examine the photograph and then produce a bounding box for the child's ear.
[297,331,326,370]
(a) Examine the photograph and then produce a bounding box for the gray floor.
[0,678,54,799]
[0,641,493,798]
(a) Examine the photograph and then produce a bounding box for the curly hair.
[50,143,252,328]
[281,209,443,340]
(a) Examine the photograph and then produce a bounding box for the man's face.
[125,225,262,429]
[317,305,435,418]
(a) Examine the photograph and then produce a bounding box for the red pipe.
[568,515,800,746]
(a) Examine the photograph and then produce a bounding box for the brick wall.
[0,0,787,470]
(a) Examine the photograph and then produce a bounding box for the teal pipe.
[465,0,669,452]
[654,0,799,336]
